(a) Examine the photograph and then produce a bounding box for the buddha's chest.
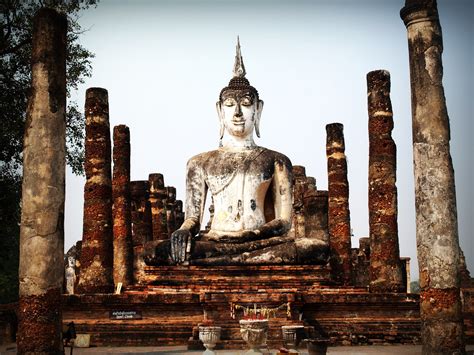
[203,151,274,198]
[207,170,272,231]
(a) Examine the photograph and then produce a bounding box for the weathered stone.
[459,250,472,285]
[367,70,404,293]
[289,167,330,261]
[148,173,168,241]
[112,125,133,287]
[304,181,330,246]
[326,123,352,285]
[64,241,82,293]
[17,8,66,353]
[401,257,411,293]
[130,181,153,285]
[352,237,370,287]
[292,165,306,240]
[204,198,214,232]
[166,186,177,237]
[175,200,185,230]
[77,88,114,294]
[401,0,465,352]
[65,256,76,295]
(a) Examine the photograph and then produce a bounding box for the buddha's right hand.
[170,229,192,264]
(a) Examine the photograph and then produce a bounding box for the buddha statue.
[144,39,328,265]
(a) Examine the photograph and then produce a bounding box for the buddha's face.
[218,89,263,139]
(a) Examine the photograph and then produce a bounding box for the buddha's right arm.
[181,156,208,237]
[178,217,201,236]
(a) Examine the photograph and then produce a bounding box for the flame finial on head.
[219,37,259,101]
[233,36,246,78]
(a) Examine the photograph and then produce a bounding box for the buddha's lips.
[232,120,245,125]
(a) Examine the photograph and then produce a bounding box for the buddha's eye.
[224,98,236,107]
[241,96,253,106]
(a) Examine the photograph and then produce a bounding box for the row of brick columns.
[322,1,467,348]
[291,166,329,247]
[76,89,184,292]
[325,70,410,292]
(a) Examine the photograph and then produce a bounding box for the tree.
[0,0,97,303]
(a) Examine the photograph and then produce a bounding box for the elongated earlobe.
[255,100,264,138]
[216,101,225,140]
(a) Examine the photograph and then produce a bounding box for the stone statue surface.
[145,39,328,265]
[65,256,76,294]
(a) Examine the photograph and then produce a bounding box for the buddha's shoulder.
[186,149,221,166]
[186,147,292,167]
[257,146,292,167]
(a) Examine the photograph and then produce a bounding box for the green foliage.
[0,0,98,303]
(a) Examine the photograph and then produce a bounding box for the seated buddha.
[144,39,328,266]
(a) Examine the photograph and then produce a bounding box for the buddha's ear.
[216,101,225,139]
[255,100,264,138]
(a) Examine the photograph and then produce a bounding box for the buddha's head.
[217,38,264,142]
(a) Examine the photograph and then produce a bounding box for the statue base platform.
[61,264,428,348]
[141,264,334,291]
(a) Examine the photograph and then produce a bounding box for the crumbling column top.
[149,173,165,191]
[130,180,149,197]
[400,0,439,26]
[326,123,345,145]
[293,165,306,178]
[85,87,109,116]
[367,70,393,117]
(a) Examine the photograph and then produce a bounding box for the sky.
[65,0,473,279]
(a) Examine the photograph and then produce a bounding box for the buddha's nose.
[234,104,242,117]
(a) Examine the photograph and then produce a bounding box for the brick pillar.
[130,180,152,285]
[112,125,133,287]
[326,123,352,285]
[367,70,404,293]
[149,173,168,240]
[292,166,306,239]
[304,178,329,245]
[17,9,66,353]
[77,87,114,294]
[401,1,465,352]
[353,237,371,287]
[166,186,177,237]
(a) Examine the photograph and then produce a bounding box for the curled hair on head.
[219,77,259,101]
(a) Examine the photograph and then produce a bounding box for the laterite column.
[112,125,133,286]
[77,88,114,294]
[326,123,352,285]
[166,186,177,237]
[292,165,307,239]
[304,178,329,244]
[17,9,66,353]
[130,181,152,284]
[401,0,464,352]
[367,70,404,293]
[149,173,168,240]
